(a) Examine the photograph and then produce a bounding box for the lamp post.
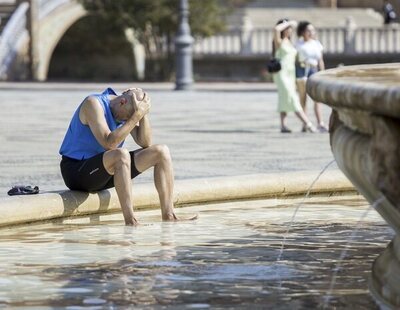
[28,0,39,80]
[174,0,194,90]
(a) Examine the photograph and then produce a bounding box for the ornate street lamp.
[174,0,194,90]
[28,0,39,80]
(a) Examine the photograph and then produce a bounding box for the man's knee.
[112,148,131,167]
[153,144,171,161]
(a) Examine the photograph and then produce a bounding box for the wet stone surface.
[0,195,394,309]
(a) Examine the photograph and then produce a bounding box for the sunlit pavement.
[0,82,334,196]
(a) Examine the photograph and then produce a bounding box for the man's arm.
[131,115,152,148]
[81,96,148,150]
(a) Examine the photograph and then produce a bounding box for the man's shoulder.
[81,95,105,116]
[85,95,100,104]
[82,95,103,108]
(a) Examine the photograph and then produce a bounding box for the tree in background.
[48,15,136,81]
[78,0,249,80]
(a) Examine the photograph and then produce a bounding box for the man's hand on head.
[123,87,145,109]
[131,92,151,121]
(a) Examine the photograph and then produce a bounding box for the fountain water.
[275,160,336,291]
[323,196,385,308]
[276,159,336,263]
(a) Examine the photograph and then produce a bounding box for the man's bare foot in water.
[162,212,198,221]
[125,217,139,226]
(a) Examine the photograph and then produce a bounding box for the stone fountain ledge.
[0,170,354,228]
[307,63,400,119]
[307,63,400,309]
[307,63,400,232]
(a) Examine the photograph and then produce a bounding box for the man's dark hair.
[297,21,311,37]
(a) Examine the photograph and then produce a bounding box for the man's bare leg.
[134,144,196,221]
[103,148,138,225]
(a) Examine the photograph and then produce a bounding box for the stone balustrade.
[189,20,400,56]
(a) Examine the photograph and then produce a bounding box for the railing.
[355,27,400,53]
[191,24,400,56]
[0,1,29,78]
[318,27,345,53]
[192,27,347,55]
[193,29,242,55]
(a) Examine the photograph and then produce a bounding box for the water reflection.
[0,195,393,308]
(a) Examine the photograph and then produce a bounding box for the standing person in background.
[295,21,328,133]
[272,19,316,133]
[383,0,397,24]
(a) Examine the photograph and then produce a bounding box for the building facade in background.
[0,0,399,82]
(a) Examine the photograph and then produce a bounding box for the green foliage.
[78,0,250,42]
[49,16,135,81]
[77,0,251,79]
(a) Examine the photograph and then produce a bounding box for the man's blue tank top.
[59,88,124,160]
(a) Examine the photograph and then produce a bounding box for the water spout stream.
[276,159,336,263]
[322,196,385,309]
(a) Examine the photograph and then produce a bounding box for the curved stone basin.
[307,63,400,308]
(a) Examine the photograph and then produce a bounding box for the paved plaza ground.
[0,82,336,197]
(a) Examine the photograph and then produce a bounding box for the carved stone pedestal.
[307,63,400,308]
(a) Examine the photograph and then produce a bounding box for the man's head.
[112,88,145,122]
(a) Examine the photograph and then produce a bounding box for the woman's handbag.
[267,58,281,73]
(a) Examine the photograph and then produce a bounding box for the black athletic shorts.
[60,150,142,192]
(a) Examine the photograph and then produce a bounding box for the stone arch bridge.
[0,0,86,81]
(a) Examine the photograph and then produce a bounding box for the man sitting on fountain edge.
[59,87,196,225]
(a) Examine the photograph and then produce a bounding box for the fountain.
[307,63,400,308]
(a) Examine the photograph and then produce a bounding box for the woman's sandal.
[305,122,317,133]
[281,126,292,133]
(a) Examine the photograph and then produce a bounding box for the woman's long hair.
[272,18,290,57]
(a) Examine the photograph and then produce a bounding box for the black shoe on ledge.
[7,185,39,196]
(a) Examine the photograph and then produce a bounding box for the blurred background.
[0,0,399,83]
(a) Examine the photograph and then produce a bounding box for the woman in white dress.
[295,21,328,133]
